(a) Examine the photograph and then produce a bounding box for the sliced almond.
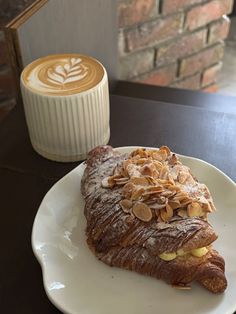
[136,158,149,165]
[179,197,192,206]
[130,177,149,186]
[146,176,157,185]
[159,145,171,157]
[153,160,163,170]
[140,164,155,177]
[143,186,164,196]
[152,152,163,161]
[161,190,174,197]
[173,191,189,201]
[177,208,188,218]
[159,165,169,180]
[120,199,132,213]
[160,204,173,222]
[168,200,181,210]
[178,170,189,184]
[187,202,203,217]
[131,188,145,201]
[151,204,166,211]
[122,182,135,199]
[126,164,141,178]
[131,148,148,158]
[132,202,152,222]
[114,177,129,185]
[101,176,115,188]
[168,153,179,166]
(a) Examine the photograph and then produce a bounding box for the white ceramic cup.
[20,54,110,162]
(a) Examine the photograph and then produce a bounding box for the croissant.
[81,145,227,293]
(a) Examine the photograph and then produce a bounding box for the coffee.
[20,54,110,162]
[21,54,104,96]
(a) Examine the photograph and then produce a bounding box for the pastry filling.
[159,247,209,261]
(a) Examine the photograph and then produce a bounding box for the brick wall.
[118,0,233,91]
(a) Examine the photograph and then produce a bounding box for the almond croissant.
[81,145,227,293]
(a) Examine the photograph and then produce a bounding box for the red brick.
[0,66,16,96]
[162,0,203,14]
[201,62,222,86]
[156,29,207,66]
[208,16,231,44]
[179,44,224,77]
[136,63,177,86]
[202,84,218,93]
[118,0,158,28]
[185,0,233,31]
[172,73,201,90]
[119,49,155,79]
[126,13,183,52]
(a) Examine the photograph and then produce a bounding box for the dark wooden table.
[0,82,236,313]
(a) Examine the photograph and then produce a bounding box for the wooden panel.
[7,0,118,88]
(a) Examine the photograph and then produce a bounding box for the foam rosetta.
[22,54,104,96]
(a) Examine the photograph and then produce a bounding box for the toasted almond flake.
[159,165,169,180]
[159,145,171,156]
[168,200,181,209]
[152,152,163,161]
[126,164,141,178]
[136,158,149,165]
[157,179,171,185]
[120,199,132,213]
[113,166,121,176]
[151,204,166,211]
[169,153,179,166]
[160,204,173,222]
[187,202,203,217]
[153,160,163,170]
[132,202,152,222]
[101,177,115,188]
[179,197,193,206]
[177,208,188,218]
[161,190,174,197]
[131,148,148,158]
[122,182,135,199]
[168,185,180,191]
[114,177,129,185]
[145,198,160,205]
[131,188,145,201]
[140,164,155,177]
[157,214,164,222]
[114,176,128,181]
[178,170,189,184]
[146,176,157,185]
[143,191,160,198]
[131,177,149,186]
[173,191,189,201]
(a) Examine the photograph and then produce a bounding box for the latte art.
[22,54,105,96]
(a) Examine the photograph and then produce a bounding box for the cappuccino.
[20,54,110,162]
[22,54,105,96]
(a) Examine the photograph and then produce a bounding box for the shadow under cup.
[20,55,110,162]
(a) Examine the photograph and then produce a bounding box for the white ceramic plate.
[32,147,236,314]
